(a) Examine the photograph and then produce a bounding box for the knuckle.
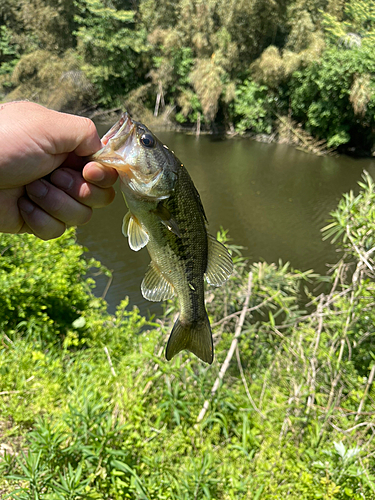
[38,190,66,215]
[50,194,66,214]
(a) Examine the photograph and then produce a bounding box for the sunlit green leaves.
[0,25,19,87]
[234,80,273,134]
[74,0,148,107]
[289,45,375,149]
[322,0,375,45]
[2,218,375,498]
[322,170,375,251]
[1,0,375,151]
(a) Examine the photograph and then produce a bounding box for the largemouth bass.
[92,112,233,364]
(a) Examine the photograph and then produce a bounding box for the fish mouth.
[90,112,136,172]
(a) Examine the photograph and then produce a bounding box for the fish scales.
[91,112,233,364]
[148,165,208,324]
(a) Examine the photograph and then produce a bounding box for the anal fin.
[141,261,175,302]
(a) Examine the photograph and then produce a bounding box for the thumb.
[42,111,102,157]
[2,102,102,157]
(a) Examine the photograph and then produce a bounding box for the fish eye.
[140,133,155,148]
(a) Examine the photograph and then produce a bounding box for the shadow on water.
[206,133,228,143]
[77,127,375,316]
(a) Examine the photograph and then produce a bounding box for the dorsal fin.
[191,181,208,223]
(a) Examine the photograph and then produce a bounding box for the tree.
[290,45,375,149]
[138,0,291,126]
[75,0,148,107]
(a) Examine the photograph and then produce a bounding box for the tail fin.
[165,314,213,364]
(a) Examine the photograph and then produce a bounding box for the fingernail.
[51,169,74,190]
[18,197,35,214]
[27,179,48,198]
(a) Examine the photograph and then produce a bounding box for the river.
[76,127,375,316]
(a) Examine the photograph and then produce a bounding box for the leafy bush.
[234,80,274,135]
[0,25,19,88]
[289,46,375,149]
[0,228,104,344]
[1,0,375,153]
[75,0,148,108]
[2,175,375,498]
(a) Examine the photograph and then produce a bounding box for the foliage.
[74,0,148,108]
[1,0,375,153]
[0,0,148,110]
[234,80,274,135]
[5,49,95,112]
[322,171,375,373]
[281,0,375,151]
[322,170,375,251]
[321,0,375,47]
[0,25,19,88]
[2,175,375,498]
[289,45,375,149]
[138,0,289,126]
[0,227,108,346]
[0,0,77,55]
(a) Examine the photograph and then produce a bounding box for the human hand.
[0,101,118,240]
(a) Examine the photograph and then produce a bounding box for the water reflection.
[77,127,375,315]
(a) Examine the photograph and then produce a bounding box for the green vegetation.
[1,0,375,154]
[1,173,375,498]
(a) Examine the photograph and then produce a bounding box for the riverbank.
[89,105,375,158]
[2,1,375,159]
[2,174,375,497]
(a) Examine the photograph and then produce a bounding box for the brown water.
[77,127,375,315]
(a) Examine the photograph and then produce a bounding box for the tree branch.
[196,272,253,424]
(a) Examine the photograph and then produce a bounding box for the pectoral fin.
[141,261,175,301]
[205,234,233,287]
[122,212,149,251]
[121,212,131,237]
[152,202,181,237]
